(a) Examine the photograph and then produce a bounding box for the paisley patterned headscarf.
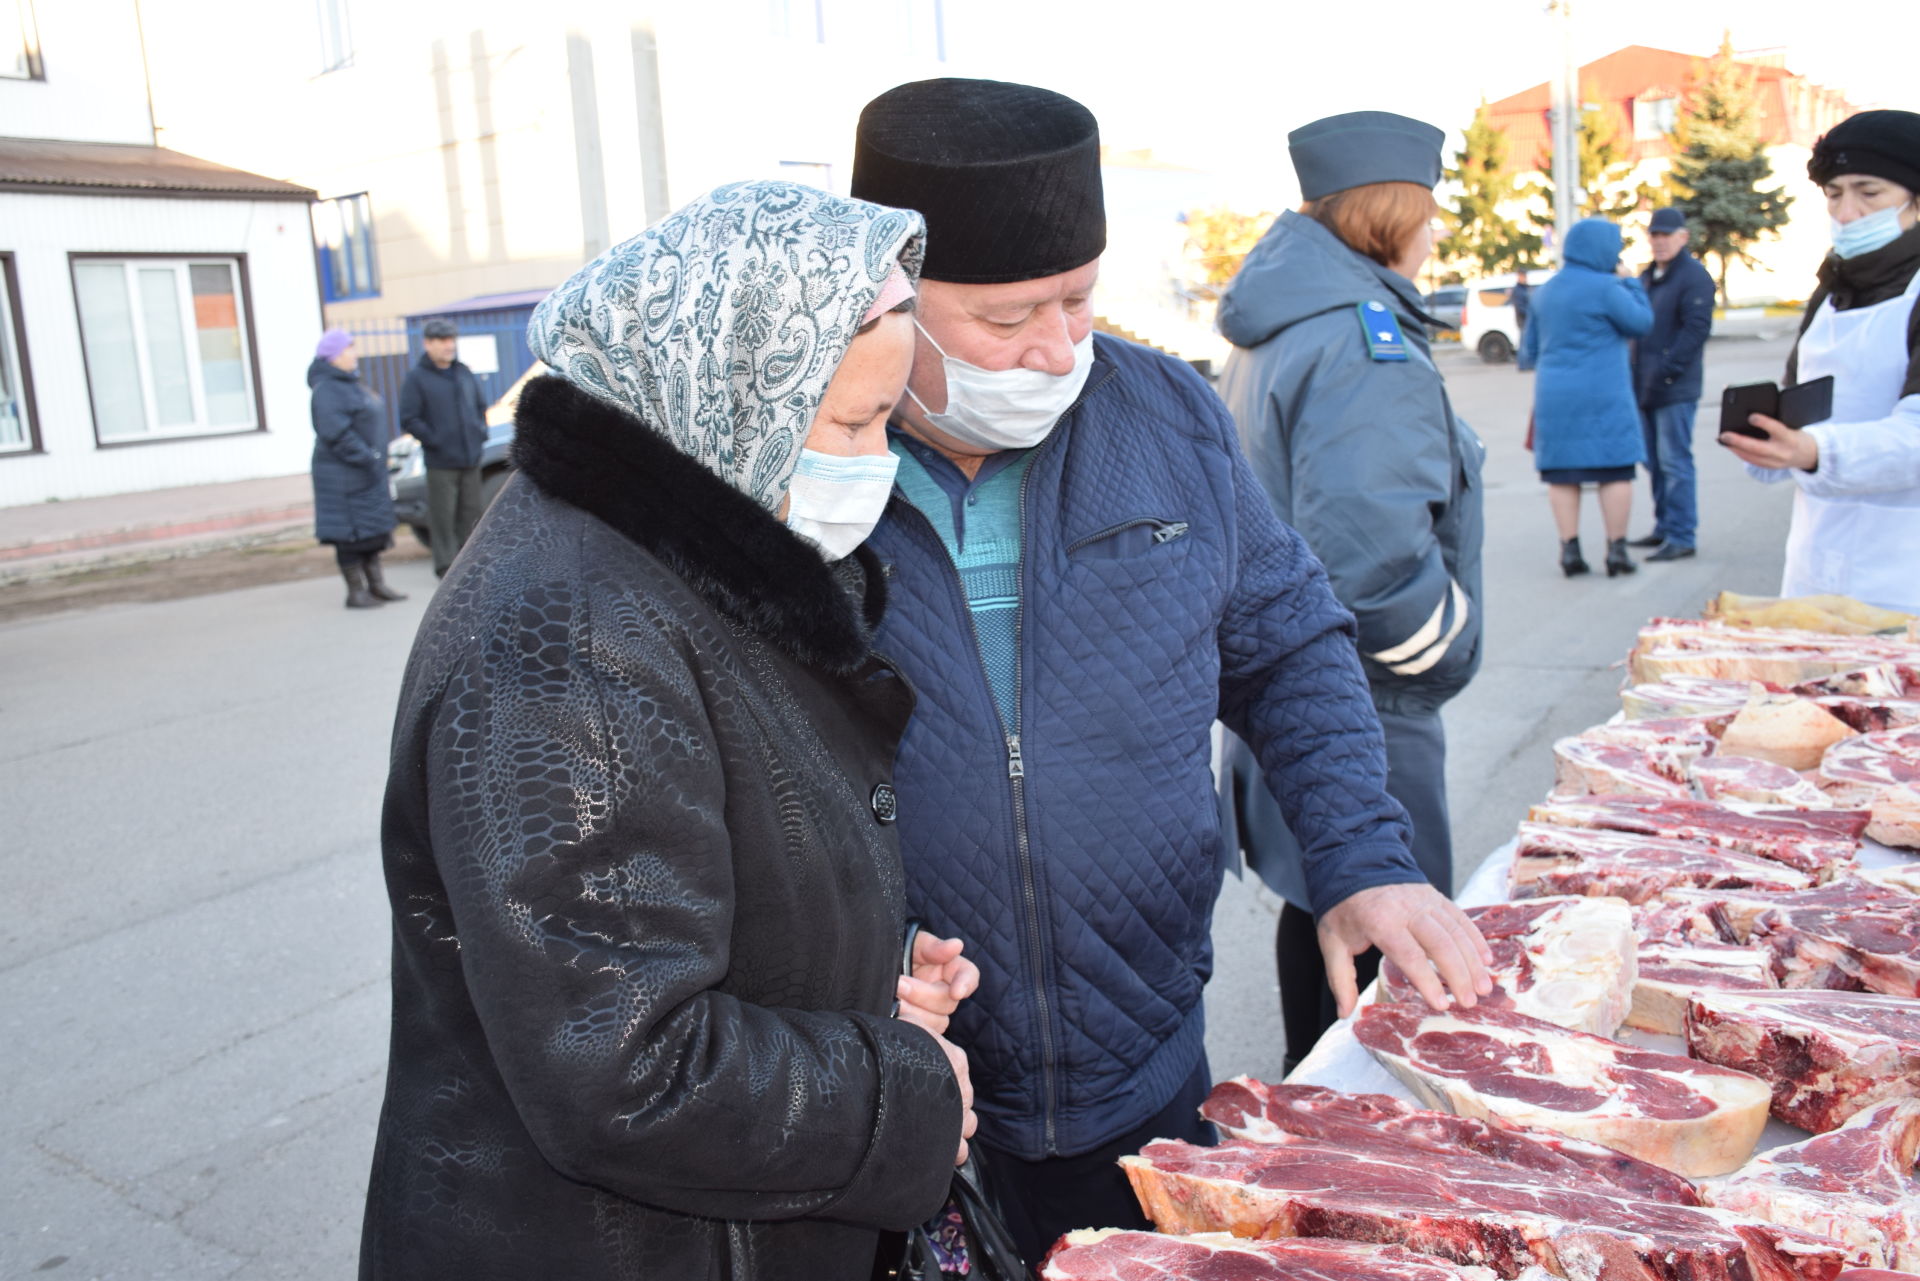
[528,181,925,512]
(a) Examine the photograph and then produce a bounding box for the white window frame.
[72,256,260,444]
[317,0,352,74]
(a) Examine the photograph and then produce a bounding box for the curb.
[0,518,316,587]
[0,503,314,563]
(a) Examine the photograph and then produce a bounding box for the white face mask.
[904,322,1094,451]
[1831,201,1913,259]
[783,447,899,562]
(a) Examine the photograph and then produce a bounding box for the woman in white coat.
[1725,109,1920,613]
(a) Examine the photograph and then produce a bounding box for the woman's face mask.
[784,449,899,562]
[1831,201,1914,259]
[904,321,1095,452]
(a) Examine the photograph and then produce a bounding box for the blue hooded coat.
[1519,219,1653,471]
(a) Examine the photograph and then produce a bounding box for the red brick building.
[1487,44,1859,175]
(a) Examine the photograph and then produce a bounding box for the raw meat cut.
[1870,786,1920,849]
[1354,1000,1770,1176]
[1526,797,1865,880]
[1748,880,1920,996]
[1579,717,1728,754]
[1797,662,1920,699]
[1200,1079,1700,1205]
[1119,1137,1850,1281]
[1039,1230,1543,1281]
[1685,988,1920,1131]
[1628,939,1776,1036]
[1868,863,1920,897]
[1551,739,1692,799]
[1690,755,1834,808]
[1378,897,1637,1035]
[1512,824,1813,904]
[1702,1099,1920,1271]
[1819,729,1920,806]
[1621,677,1761,721]
[1811,695,1920,733]
[1629,619,1920,686]
[1718,695,1857,771]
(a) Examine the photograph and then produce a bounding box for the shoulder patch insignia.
[1356,301,1409,362]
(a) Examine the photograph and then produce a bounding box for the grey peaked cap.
[1289,110,1445,200]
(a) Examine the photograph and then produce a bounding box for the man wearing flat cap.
[852,79,1492,1262]
[1628,207,1715,561]
[399,318,489,576]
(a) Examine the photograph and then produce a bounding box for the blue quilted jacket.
[867,336,1422,1160]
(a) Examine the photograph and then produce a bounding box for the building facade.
[1484,44,1860,303]
[0,0,323,507]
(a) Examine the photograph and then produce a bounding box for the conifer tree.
[1438,101,1542,276]
[1534,103,1657,237]
[1664,34,1793,304]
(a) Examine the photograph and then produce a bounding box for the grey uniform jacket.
[1216,211,1485,718]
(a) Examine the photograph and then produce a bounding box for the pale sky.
[938,0,1912,206]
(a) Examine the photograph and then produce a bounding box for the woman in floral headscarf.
[360,182,975,1281]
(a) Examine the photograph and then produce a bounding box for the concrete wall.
[0,0,153,145]
[0,192,322,506]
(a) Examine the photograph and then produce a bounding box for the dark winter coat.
[398,354,488,469]
[360,373,962,1281]
[307,357,395,544]
[1633,250,1716,409]
[1216,210,1485,717]
[1518,219,1653,471]
[865,335,1420,1163]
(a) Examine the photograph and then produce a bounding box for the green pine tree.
[1664,35,1793,305]
[1438,101,1542,276]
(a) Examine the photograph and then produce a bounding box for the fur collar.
[511,374,886,676]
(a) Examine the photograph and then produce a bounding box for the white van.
[1459,271,1554,364]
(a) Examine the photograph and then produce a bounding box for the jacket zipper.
[1063,517,1188,556]
[889,353,1117,1157]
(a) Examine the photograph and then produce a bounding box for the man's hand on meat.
[1318,883,1495,1018]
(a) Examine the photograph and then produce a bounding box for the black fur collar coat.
[360,375,961,1281]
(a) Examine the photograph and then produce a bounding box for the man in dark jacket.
[1630,207,1716,559]
[398,317,488,576]
[851,77,1492,1267]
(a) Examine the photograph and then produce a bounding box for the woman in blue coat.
[308,329,403,609]
[1518,218,1653,576]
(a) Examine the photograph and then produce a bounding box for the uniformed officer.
[1215,111,1487,1069]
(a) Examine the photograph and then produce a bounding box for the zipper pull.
[1152,521,1190,545]
[1006,735,1025,779]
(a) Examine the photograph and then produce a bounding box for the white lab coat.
[1750,265,1920,612]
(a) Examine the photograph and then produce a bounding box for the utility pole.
[1546,0,1578,262]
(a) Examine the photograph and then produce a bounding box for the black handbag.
[874,1152,1028,1281]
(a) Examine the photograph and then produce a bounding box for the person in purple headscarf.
[308,329,404,608]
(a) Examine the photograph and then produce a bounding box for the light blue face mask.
[1831,201,1914,259]
[783,448,899,562]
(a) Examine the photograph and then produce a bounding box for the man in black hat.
[852,78,1491,1265]
[399,317,489,576]
[1629,207,1715,560]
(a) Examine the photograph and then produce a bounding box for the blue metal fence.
[335,288,551,440]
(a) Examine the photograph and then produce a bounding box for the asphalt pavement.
[0,333,1797,1278]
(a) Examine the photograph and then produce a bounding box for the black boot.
[1606,537,1637,577]
[365,554,409,602]
[1560,538,1590,577]
[342,562,382,609]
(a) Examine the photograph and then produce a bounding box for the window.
[2,0,40,80]
[71,256,259,443]
[314,193,379,301]
[0,254,36,453]
[317,0,352,73]
[771,0,943,56]
[1634,95,1678,141]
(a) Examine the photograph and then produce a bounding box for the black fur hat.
[1809,109,1920,193]
[851,78,1105,284]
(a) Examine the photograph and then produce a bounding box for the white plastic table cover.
[1285,832,1917,1155]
